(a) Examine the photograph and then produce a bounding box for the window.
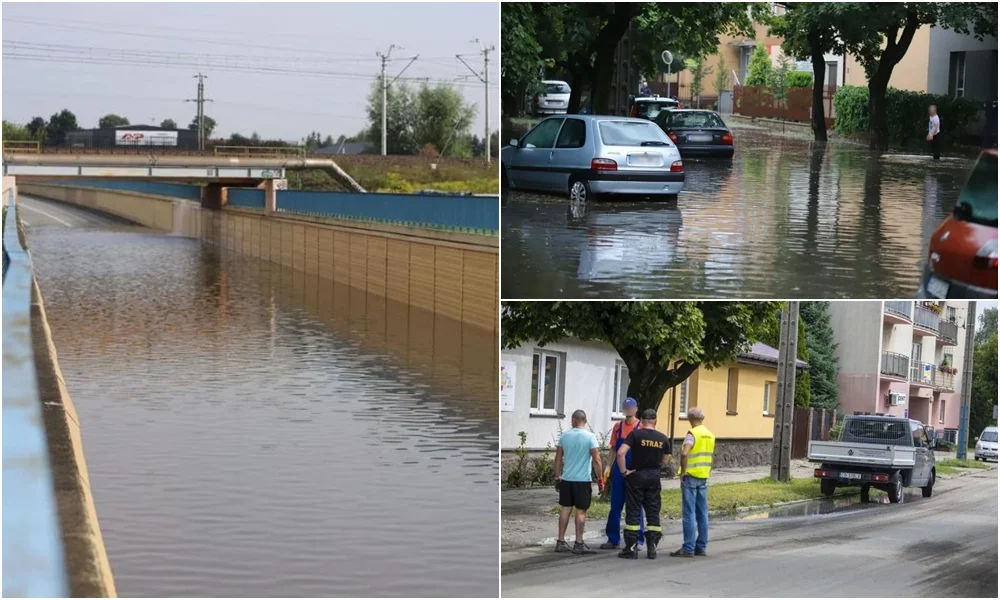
[530,350,562,415]
[946,306,957,323]
[954,152,997,226]
[544,82,570,94]
[763,381,775,415]
[555,118,586,149]
[521,118,564,149]
[598,120,670,146]
[726,368,739,414]
[949,52,966,98]
[939,400,946,424]
[667,111,727,128]
[611,362,629,418]
[677,378,690,417]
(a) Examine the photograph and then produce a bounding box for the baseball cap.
[623,397,638,408]
[641,408,657,420]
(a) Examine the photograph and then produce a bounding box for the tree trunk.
[567,77,585,114]
[589,5,635,115]
[810,47,828,142]
[868,74,890,152]
[624,360,700,413]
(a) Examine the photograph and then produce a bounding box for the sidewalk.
[501,459,817,552]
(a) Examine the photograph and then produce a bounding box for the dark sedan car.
[654,109,734,158]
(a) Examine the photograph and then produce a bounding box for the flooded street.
[26,200,498,597]
[502,128,976,299]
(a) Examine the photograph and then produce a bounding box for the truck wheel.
[887,472,904,504]
[859,484,871,503]
[820,479,836,497]
[922,470,935,498]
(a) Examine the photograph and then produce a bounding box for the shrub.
[787,71,813,89]
[745,44,772,87]
[833,84,982,146]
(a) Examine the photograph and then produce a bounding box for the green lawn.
[553,476,854,520]
[937,458,993,470]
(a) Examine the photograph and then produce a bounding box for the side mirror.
[509,138,519,148]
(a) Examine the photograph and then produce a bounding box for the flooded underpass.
[26,198,498,597]
[502,128,977,298]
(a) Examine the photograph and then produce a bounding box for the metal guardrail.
[884,300,912,320]
[214,145,305,158]
[2,140,41,154]
[2,189,70,597]
[938,320,959,345]
[913,304,940,333]
[880,351,909,380]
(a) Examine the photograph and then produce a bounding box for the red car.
[919,149,998,299]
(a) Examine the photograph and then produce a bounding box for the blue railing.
[227,188,266,210]
[45,179,203,202]
[2,190,70,597]
[274,190,498,234]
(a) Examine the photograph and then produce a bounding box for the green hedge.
[833,84,982,146]
[787,71,813,89]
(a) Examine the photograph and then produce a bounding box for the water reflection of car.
[654,110,734,158]
[630,96,681,121]
[533,80,571,116]
[501,115,684,202]
[918,149,997,299]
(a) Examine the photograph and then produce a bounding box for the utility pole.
[376,45,419,156]
[770,301,799,482]
[457,39,495,164]
[957,301,977,460]
[185,73,213,151]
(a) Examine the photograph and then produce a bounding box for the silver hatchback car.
[501,115,685,202]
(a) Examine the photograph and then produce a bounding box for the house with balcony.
[830,301,969,442]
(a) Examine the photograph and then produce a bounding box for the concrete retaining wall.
[31,279,117,597]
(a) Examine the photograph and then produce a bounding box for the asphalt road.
[502,469,998,598]
[15,194,135,228]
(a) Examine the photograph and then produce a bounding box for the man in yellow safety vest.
[669,406,715,557]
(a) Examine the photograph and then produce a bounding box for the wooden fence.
[791,407,839,459]
[733,85,836,128]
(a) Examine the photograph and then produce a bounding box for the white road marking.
[16,200,75,227]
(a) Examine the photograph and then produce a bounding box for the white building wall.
[500,338,623,451]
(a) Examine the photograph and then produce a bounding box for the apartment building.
[829,301,969,441]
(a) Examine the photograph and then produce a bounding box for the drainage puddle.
[730,490,926,521]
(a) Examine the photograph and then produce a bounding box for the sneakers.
[695,549,707,557]
[572,541,596,555]
[554,540,571,553]
[669,548,694,557]
[599,542,619,550]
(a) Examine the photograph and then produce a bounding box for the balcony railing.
[939,320,958,345]
[884,301,912,320]
[910,361,935,386]
[881,351,910,380]
[913,304,940,333]
[936,370,956,392]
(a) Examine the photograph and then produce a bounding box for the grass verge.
[937,458,993,470]
[288,156,498,194]
[552,476,853,520]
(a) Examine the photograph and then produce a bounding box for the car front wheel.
[569,179,593,203]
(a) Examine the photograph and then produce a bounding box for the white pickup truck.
[808,415,937,503]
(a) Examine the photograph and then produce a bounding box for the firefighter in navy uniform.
[615,408,672,559]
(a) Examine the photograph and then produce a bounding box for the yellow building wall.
[656,361,778,440]
[844,25,931,91]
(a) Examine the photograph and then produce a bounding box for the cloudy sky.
[2,2,499,142]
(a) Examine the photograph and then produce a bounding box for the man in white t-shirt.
[927,105,941,161]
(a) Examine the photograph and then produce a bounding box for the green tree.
[801,3,996,151]
[366,81,416,154]
[745,44,773,87]
[713,55,730,96]
[500,2,544,117]
[687,57,712,108]
[760,306,811,408]
[46,109,78,146]
[27,116,47,140]
[970,307,998,439]
[413,84,476,157]
[501,301,781,412]
[160,118,177,129]
[188,115,217,139]
[769,53,794,109]
[801,301,839,409]
[2,120,32,141]
[98,114,130,129]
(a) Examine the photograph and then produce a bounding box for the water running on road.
[502,129,975,298]
[27,199,498,597]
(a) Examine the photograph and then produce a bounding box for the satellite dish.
[661,50,673,65]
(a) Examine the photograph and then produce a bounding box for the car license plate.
[925,275,949,298]
[688,134,712,143]
[840,472,862,480]
[627,153,660,167]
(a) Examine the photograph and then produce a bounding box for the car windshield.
[598,121,670,146]
[634,101,676,120]
[982,431,998,442]
[955,153,998,226]
[544,82,570,94]
[669,112,726,128]
[842,418,910,445]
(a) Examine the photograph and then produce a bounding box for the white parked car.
[975,426,998,462]
[533,80,571,116]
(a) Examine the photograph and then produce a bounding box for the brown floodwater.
[26,202,498,597]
